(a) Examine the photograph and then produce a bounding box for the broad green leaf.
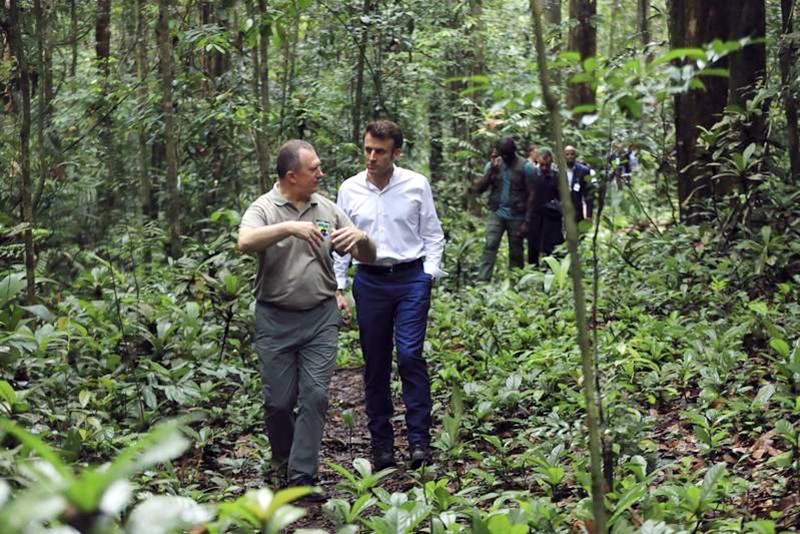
[609,482,647,524]
[770,338,790,357]
[0,273,26,309]
[127,495,212,534]
[0,419,73,482]
[752,384,775,410]
[0,381,16,405]
[652,47,707,65]
[700,463,727,501]
[20,305,54,322]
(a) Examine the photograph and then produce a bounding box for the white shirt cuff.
[424,263,448,279]
[336,276,349,290]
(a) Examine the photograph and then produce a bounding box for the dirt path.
[292,366,418,530]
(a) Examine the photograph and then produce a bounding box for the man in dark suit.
[564,145,594,224]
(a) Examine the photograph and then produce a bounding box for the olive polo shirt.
[240,184,354,311]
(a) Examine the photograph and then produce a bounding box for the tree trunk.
[428,86,444,181]
[637,0,650,50]
[530,1,606,530]
[352,0,371,144]
[33,0,49,210]
[606,0,621,59]
[727,0,766,109]
[9,0,36,303]
[95,0,117,242]
[544,0,562,86]
[248,0,271,194]
[135,0,154,226]
[669,0,729,222]
[95,0,111,76]
[158,0,181,258]
[258,0,271,192]
[781,0,799,183]
[566,0,596,114]
[70,0,78,76]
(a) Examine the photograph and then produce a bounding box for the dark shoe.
[290,477,329,504]
[409,444,431,469]
[372,448,397,471]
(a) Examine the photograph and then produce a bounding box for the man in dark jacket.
[526,148,564,265]
[564,145,594,224]
[475,137,535,281]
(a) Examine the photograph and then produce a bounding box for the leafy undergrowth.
[1,179,800,533]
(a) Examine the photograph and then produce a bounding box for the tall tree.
[544,0,562,86]
[70,0,78,76]
[8,0,36,303]
[727,0,766,108]
[135,0,154,225]
[566,0,596,113]
[780,0,798,182]
[530,1,606,531]
[352,0,372,144]
[158,0,181,258]
[637,0,650,50]
[95,0,118,240]
[247,0,272,194]
[669,0,729,221]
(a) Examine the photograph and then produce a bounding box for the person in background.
[527,143,540,168]
[526,147,564,265]
[238,139,376,502]
[564,145,594,224]
[475,137,535,281]
[334,120,446,471]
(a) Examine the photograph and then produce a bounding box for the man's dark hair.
[276,139,314,179]
[365,120,403,150]
[498,136,517,160]
[538,147,554,159]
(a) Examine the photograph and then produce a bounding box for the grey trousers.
[254,298,339,484]
[478,212,525,281]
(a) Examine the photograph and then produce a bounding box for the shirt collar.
[363,164,398,191]
[268,183,319,207]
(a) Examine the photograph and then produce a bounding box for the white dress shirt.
[334,165,446,289]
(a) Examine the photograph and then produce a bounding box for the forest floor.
[287,366,416,530]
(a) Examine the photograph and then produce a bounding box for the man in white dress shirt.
[334,120,446,470]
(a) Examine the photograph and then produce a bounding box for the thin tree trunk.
[258,0,271,191]
[70,0,78,76]
[9,0,36,303]
[95,0,117,242]
[352,0,371,144]
[33,0,48,211]
[531,1,606,531]
[637,0,650,50]
[566,0,596,114]
[544,0,562,86]
[135,0,153,228]
[781,0,798,183]
[158,0,181,258]
[248,0,271,193]
[608,0,623,58]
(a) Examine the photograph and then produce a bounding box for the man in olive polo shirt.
[238,139,376,499]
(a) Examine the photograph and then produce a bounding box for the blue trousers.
[352,264,433,450]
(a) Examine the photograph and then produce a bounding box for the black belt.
[358,258,423,275]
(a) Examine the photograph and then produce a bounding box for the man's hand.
[330,227,367,254]
[335,289,350,321]
[290,221,324,247]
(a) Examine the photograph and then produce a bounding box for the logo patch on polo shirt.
[315,219,331,238]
